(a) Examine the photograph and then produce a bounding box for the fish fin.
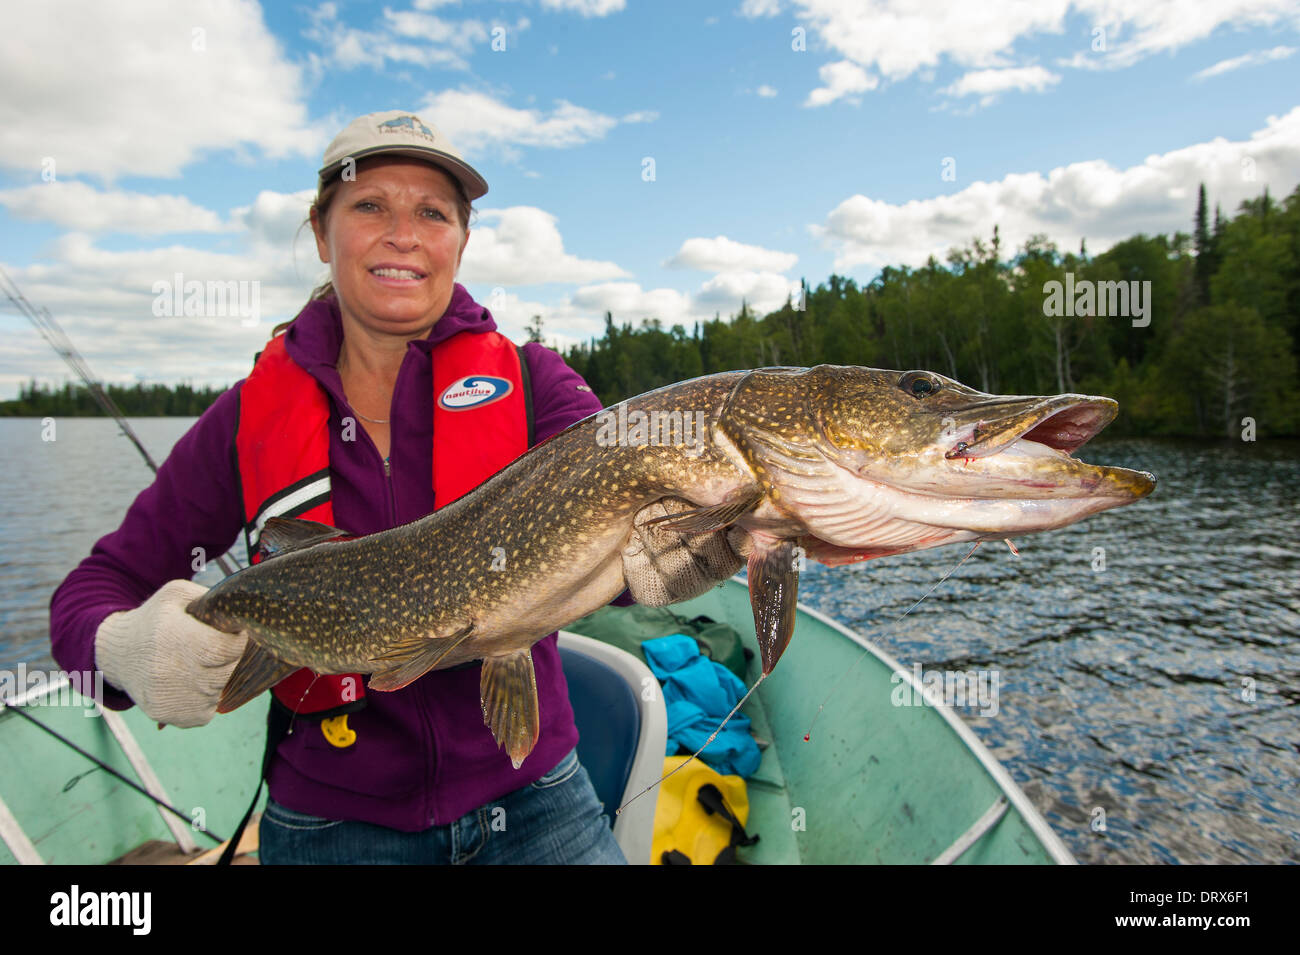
[366,622,475,692]
[796,535,906,567]
[639,486,764,534]
[257,516,351,561]
[748,538,800,674]
[480,649,540,769]
[217,641,297,713]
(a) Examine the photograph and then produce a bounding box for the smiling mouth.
[370,267,427,280]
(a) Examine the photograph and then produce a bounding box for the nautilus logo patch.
[439,376,513,410]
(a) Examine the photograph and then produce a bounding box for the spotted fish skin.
[190,365,1154,765]
[191,371,750,668]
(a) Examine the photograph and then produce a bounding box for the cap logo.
[439,376,513,410]
[377,114,435,142]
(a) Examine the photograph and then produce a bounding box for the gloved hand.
[94,579,248,728]
[623,497,750,606]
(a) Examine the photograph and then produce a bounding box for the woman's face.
[312,156,470,342]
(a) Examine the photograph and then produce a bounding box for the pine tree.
[1194,183,1212,306]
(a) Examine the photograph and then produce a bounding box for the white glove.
[94,579,248,728]
[623,498,750,606]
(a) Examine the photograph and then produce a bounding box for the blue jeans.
[258,747,627,864]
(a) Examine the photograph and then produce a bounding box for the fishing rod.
[0,265,238,576]
[0,700,226,844]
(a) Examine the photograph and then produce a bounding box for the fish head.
[723,365,1156,561]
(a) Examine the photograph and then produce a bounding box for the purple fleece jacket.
[49,284,615,830]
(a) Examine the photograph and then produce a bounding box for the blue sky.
[1,0,1298,398]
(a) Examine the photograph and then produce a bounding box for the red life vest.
[235,323,530,717]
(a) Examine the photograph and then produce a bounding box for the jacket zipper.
[372,352,434,819]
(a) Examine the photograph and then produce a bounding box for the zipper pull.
[383,455,391,478]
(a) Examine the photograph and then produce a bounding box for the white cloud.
[782,0,1300,90]
[813,106,1300,271]
[418,89,620,157]
[621,111,660,123]
[805,60,879,107]
[696,270,800,315]
[1,230,325,392]
[460,206,629,285]
[940,65,1061,103]
[571,282,696,326]
[476,266,803,350]
[540,0,626,15]
[756,84,779,97]
[0,0,321,180]
[229,190,318,252]
[466,282,710,353]
[0,182,227,234]
[666,235,798,273]
[792,0,1060,82]
[1063,0,1300,71]
[1191,45,1296,81]
[304,2,493,72]
[465,287,603,348]
[477,233,803,343]
[739,0,783,15]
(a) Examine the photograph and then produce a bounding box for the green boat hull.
[1,578,1072,864]
[628,578,1074,864]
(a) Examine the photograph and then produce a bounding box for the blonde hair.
[272,162,473,338]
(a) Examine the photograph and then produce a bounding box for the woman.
[49,110,739,865]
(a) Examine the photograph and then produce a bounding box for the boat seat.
[557,631,667,865]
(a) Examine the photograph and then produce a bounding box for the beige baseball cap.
[318,110,488,200]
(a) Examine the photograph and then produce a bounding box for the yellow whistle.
[320,714,357,748]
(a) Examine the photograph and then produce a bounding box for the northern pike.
[189,366,1155,766]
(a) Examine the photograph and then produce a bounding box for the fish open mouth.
[929,394,1155,502]
[1017,402,1114,454]
[946,398,1117,461]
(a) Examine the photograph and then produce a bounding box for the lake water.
[2,417,1297,864]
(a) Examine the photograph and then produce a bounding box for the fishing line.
[802,539,985,743]
[616,539,999,814]
[283,673,323,736]
[1,701,225,844]
[616,672,768,816]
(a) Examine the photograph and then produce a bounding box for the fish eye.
[898,371,941,398]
